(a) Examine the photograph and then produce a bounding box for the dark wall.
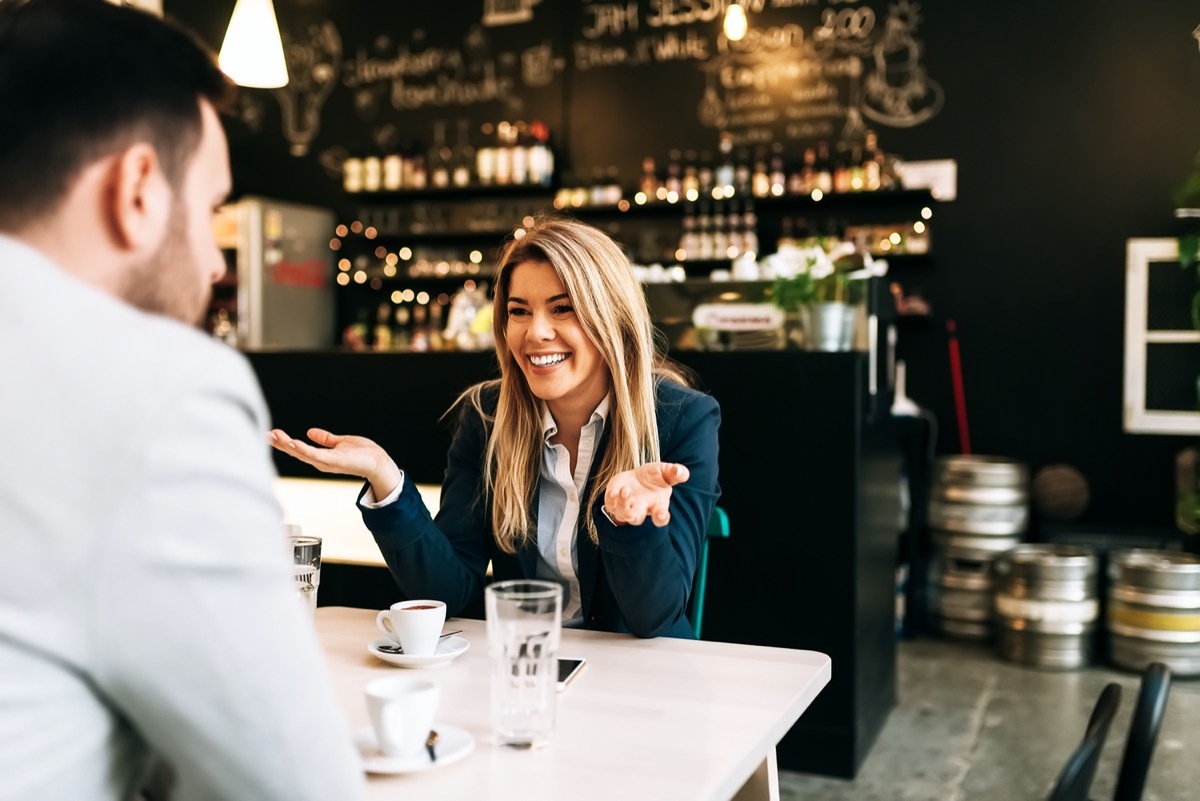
[167,1,1200,530]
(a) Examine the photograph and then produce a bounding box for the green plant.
[1172,160,1200,329]
[769,270,815,311]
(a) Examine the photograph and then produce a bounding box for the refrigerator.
[211,196,335,349]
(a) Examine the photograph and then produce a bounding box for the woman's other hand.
[603,462,690,527]
[269,428,402,499]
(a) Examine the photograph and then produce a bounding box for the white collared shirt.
[535,395,609,627]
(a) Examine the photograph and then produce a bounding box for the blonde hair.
[456,216,692,553]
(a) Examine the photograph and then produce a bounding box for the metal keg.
[927,547,996,641]
[993,544,1099,669]
[929,456,1029,545]
[1107,549,1200,676]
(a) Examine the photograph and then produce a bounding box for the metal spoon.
[375,630,462,655]
[425,729,439,762]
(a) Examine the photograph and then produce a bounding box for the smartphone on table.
[556,657,587,692]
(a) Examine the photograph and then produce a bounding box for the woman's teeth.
[530,354,567,366]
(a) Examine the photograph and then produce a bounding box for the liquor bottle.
[777,216,796,250]
[682,150,700,202]
[494,121,513,186]
[848,143,865,192]
[832,141,851,194]
[734,147,752,197]
[362,146,383,193]
[510,121,529,185]
[665,149,683,200]
[863,130,882,192]
[639,156,660,201]
[814,141,833,194]
[678,205,698,259]
[742,202,759,257]
[342,153,364,193]
[429,121,451,189]
[725,201,743,258]
[373,302,394,351]
[751,147,770,198]
[715,133,736,194]
[528,120,554,187]
[452,118,475,188]
[410,303,430,352]
[711,203,729,259]
[796,146,816,195]
[696,202,714,260]
[698,150,715,199]
[408,153,427,190]
[382,148,403,191]
[602,166,623,206]
[393,303,411,350]
[769,143,786,196]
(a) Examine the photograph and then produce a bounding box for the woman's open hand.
[603,462,690,527]
[269,428,402,499]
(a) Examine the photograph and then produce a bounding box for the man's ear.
[107,143,171,254]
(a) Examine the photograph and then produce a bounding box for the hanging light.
[218,0,289,88]
[723,1,748,42]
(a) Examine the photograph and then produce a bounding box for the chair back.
[1113,662,1172,801]
[689,506,730,639]
[1047,683,1122,801]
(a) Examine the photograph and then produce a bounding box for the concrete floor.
[778,636,1199,801]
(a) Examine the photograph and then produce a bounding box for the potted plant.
[768,240,875,351]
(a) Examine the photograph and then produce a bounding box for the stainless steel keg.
[927,547,996,641]
[993,544,1099,669]
[1107,549,1200,676]
[929,456,1029,543]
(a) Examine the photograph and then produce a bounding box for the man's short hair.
[0,0,235,231]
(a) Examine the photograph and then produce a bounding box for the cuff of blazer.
[357,477,432,548]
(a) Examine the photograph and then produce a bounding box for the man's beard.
[120,201,210,327]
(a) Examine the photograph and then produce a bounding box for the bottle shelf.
[347,184,554,202]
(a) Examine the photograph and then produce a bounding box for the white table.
[316,607,831,801]
[274,477,441,567]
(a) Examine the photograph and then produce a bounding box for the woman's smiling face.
[505,259,610,419]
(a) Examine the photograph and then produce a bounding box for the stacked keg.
[1107,549,1200,676]
[993,545,1100,669]
[926,455,1029,640]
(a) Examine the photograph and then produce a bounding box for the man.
[0,1,364,798]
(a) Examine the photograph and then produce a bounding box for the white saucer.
[353,724,475,774]
[368,635,470,668]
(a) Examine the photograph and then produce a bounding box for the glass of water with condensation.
[286,529,321,615]
[485,580,562,749]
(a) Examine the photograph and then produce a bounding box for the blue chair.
[689,506,730,639]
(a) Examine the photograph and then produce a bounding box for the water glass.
[288,531,321,615]
[485,579,562,749]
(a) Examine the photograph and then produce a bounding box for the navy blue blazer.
[359,378,721,639]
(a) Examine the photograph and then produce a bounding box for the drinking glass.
[288,531,322,615]
[485,579,562,749]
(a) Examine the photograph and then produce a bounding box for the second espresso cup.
[376,600,447,656]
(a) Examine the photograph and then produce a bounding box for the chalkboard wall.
[165,0,1200,533]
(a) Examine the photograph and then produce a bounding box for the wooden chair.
[1112,662,1172,801]
[689,506,730,639]
[1047,683,1122,801]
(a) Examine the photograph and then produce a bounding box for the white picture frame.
[1123,237,1200,434]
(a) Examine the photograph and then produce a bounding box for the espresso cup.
[364,675,439,758]
[376,600,447,656]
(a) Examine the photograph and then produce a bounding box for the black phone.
[556,657,587,692]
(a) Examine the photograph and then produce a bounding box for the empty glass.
[287,529,321,615]
[485,579,562,749]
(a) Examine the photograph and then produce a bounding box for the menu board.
[170,0,944,205]
[567,0,944,178]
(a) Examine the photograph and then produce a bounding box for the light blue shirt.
[535,395,610,628]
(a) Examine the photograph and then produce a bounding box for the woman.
[271,217,721,638]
